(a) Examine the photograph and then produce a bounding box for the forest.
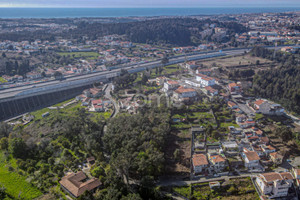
[0,101,172,199]
[250,46,300,115]
[71,18,247,46]
[0,18,247,46]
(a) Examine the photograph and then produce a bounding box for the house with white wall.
[256,172,294,199]
[192,154,209,174]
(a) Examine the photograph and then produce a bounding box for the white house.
[163,80,179,92]
[208,154,227,172]
[242,148,261,170]
[90,99,105,112]
[256,172,294,198]
[192,154,209,174]
[173,87,197,99]
[196,74,215,87]
[204,86,218,96]
[261,145,276,155]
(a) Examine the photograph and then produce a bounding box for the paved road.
[104,83,119,118]
[0,49,249,99]
[158,173,254,187]
[1,45,293,100]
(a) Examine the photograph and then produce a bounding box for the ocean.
[0,7,299,18]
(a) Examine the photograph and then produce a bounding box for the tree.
[0,137,8,150]
[121,193,143,200]
[0,185,7,199]
[275,126,293,142]
[173,149,180,161]
[161,56,169,66]
[54,71,63,79]
[91,166,105,178]
[9,138,27,159]
[141,74,148,85]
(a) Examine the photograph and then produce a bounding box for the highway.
[0,48,251,99]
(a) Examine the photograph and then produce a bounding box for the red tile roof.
[167,80,179,85]
[254,99,265,106]
[269,152,283,159]
[175,87,196,94]
[59,171,101,198]
[192,154,208,166]
[210,155,226,163]
[244,151,260,161]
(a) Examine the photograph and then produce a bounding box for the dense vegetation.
[0,100,172,199]
[72,18,247,46]
[0,53,31,77]
[0,18,247,46]
[0,52,75,77]
[250,46,300,114]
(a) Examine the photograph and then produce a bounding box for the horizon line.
[1,6,300,8]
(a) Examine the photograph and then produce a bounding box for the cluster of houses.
[191,127,228,176]
[76,84,113,112]
[191,98,285,178]
[161,79,199,103]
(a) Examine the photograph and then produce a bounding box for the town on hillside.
[0,10,300,200]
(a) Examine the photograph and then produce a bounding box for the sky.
[0,0,300,8]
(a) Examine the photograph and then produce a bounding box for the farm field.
[57,51,100,60]
[29,99,111,122]
[172,178,260,200]
[197,54,273,70]
[0,152,42,200]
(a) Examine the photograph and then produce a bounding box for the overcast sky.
[1,0,300,8]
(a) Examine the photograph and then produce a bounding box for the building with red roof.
[192,154,209,174]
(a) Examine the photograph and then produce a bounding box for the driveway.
[104,83,119,118]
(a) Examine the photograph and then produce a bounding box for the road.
[104,83,119,118]
[0,48,248,100]
[158,173,255,187]
[0,45,293,100]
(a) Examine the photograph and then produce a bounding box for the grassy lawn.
[189,178,259,200]
[199,54,272,69]
[0,77,8,83]
[162,64,181,74]
[0,152,42,200]
[52,98,75,107]
[57,51,100,60]
[91,111,112,121]
[255,113,265,121]
[149,64,182,78]
[220,122,239,128]
[173,186,190,198]
[30,99,111,123]
[30,107,52,121]
[171,123,191,129]
[189,112,214,119]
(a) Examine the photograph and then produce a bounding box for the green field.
[150,64,182,78]
[220,122,239,128]
[0,152,42,199]
[57,51,100,60]
[30,99,111,123]
[0,77,8,83]
[173,178,259,200]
